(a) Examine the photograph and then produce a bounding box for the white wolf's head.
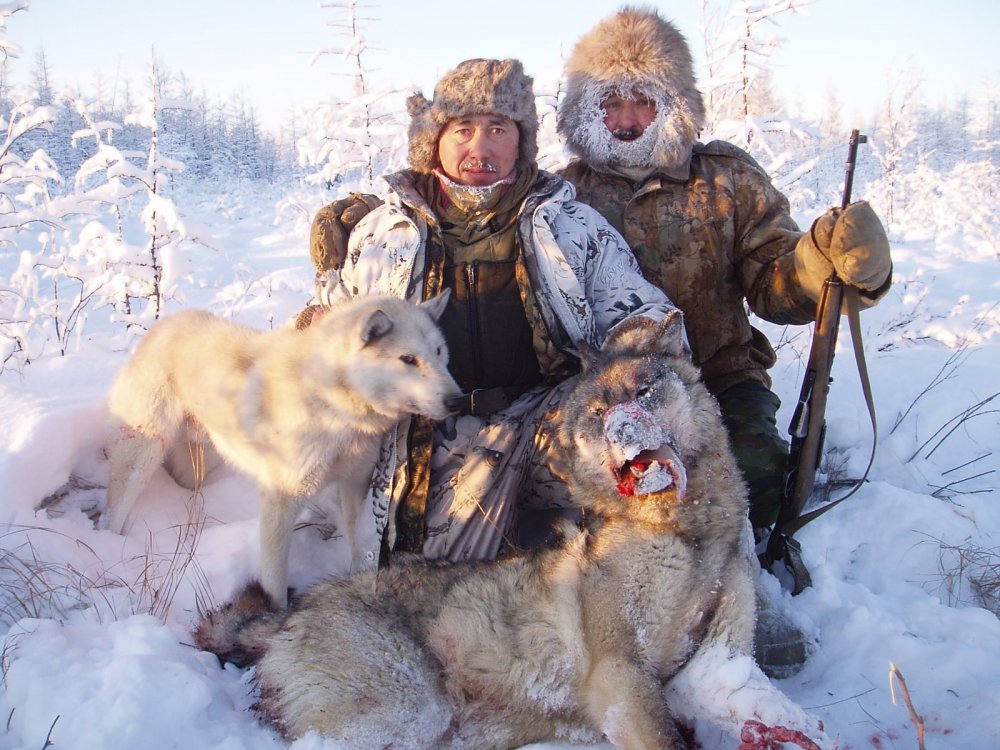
[312,293,463,426]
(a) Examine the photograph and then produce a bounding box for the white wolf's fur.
[105,294,462,608]
[195,316,828,748]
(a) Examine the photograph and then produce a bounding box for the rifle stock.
[787,278,841,514]
[762,275,842,591]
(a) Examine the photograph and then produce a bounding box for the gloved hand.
[310,193,383,273]
[794,201,892,303]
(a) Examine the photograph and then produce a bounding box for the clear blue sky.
[6,1,998,132]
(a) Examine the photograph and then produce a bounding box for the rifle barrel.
[841,129,868,209]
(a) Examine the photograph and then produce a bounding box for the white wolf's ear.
[603,311,688,358]
[360,309,394,346]
[419,290,451,322]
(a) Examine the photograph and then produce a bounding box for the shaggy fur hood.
[558,6,706,172]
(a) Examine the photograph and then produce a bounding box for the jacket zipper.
[466,261,482,385]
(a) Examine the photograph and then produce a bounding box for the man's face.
[437,114,520,186]
[601,91,657,141]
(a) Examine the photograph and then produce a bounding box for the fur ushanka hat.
[558,6,706,171]
[406,58,538,173]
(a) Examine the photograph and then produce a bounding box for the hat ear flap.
[406,93,441,172]
[407,93,430,118]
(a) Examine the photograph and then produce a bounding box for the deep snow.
[1,176,998,750]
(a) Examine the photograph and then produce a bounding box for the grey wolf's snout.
[610,419,641,446]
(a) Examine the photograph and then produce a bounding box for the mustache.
[461,159,498,172]
[611,128,644,141]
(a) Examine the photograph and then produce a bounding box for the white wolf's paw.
[36,474,107,526]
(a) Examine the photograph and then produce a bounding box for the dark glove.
[795,201,892,302]
[309,193,383,273]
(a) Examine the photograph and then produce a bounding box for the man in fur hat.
[556,6,892,677]
[557,6,892,535]
[310,58,681,566]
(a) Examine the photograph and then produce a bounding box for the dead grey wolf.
[104,293,462,609]
[194,315,826,748]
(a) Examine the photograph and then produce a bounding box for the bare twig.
[42,715,59,748]
[889,662,926,750]
[133,490,208,621]
[941,452,993,476]
[891,346,969,436]
[907,393,1000,464]
[0,527,125,626]
[891,305,996,436]
[922,533,1000,615]
[804,686,877,710]
[930,469,996,500]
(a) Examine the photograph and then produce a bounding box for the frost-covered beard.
[570,85,696,172]
[434,167,517,213]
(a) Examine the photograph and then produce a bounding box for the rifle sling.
[782,285,878,536]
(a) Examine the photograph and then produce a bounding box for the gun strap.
[783,286,878,535]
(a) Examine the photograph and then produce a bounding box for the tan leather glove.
[794,201,892,303]
[309,193,383,273]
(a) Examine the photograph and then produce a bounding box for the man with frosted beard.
[305,58,681,570]
[556,6,892,676]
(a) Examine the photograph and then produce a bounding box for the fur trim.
[558,6,705,172]
[407,58,538,173]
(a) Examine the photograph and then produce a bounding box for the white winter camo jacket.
[322,168,682,567]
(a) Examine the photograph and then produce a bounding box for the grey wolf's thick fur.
[105,294,462,609]
[195,316,814,748]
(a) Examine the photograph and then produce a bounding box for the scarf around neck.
[424,161,540,246]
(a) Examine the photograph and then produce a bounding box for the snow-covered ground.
[1,177,998,750]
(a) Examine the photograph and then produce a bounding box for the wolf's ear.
[602,311,688,358]
[419,290,451,322]
[654,311,688,358]
[360,309,394,346]
[576,341,601,374]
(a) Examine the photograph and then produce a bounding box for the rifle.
[760,130,877,594]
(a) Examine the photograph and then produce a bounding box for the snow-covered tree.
[867,69,921,227]
[0,4,90,371]
[698,0,810,134]
[696,0,820,210]
[297,0,407,193]
[113,53,211,325]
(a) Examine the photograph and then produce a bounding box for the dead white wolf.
[104,293,463,609]
[195,316,826,749]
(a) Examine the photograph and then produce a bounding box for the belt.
[459,385,532,417]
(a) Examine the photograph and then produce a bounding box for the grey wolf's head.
[555,313,723,514]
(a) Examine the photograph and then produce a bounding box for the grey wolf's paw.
[754,603,813,679]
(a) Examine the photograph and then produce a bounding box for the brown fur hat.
[406,58,538,173]
[558,6,706,171]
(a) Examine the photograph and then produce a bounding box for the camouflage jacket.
[562,140,817,395]
[326,168,679,563]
